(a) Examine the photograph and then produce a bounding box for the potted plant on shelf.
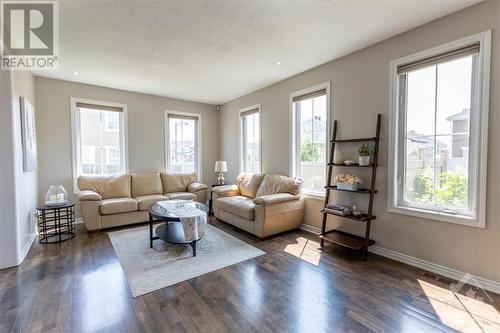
[358,144,374,166]
[334,174,362,191]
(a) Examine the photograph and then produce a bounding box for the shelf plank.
[321,209,376,222]
[325,186,377,194]
[331,137,377,143]
[327,163,376,167]
[318,230,375,250]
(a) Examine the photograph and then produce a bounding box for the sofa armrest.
[188,182,208,193]
[254,193,300,205]
[81,200,102,231]
[211,185,240,197]
[78,190,102,201]
[254,197,305,238]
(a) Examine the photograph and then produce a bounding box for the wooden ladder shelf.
[319,113,381,260]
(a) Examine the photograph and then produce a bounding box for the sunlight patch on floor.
[81,262,130,332]
[284,237,322,266]
[417,279,500,332]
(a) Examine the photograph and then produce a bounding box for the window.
[240,104,261,173]
[71,98,128,192]
[104,112,120,131]
[450,117,469,158]
[107,147,121,165]
[165,111,201,176]
[290,82,330,195]
[388,32,491,227]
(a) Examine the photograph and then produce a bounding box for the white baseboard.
[300,224,500,295]
[299,223,320,235]
[17,232,37,265]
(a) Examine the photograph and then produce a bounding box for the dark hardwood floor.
[1,218,499,333]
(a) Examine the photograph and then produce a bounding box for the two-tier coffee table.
[148,200,209,257]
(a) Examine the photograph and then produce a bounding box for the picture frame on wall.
[20,97,37,172]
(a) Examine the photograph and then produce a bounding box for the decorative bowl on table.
[44,185,68,206]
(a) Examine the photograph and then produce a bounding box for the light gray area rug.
[108,224,265,297]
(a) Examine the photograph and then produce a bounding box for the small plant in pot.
[358,144,374,166]
[334,174,362,191]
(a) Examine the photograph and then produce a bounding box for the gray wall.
[35,77,219,215]
[219,0,500,282]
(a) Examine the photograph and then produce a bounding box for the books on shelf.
[325,204,352,216]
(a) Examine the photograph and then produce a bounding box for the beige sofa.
[77,172,207,231]
[213,173,305,238]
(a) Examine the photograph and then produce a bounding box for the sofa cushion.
[131,172,163,197]
[100,198,138,215]
[236,173,265,198]
[256,174,302,197]
[161,172,197,193]
[78,174,131,199]
[215,196,255,220]
[164,192,197,201]
[135,194,168,211]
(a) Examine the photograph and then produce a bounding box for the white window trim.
[387,31,491,228]
[289,81,331,197]
[164,110,202,179]
[70,97,129,194]
[239,103,262,174]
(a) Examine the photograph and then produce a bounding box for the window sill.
[302,191,325,201]
[387,204,484,228]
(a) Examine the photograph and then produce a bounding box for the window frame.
[289,81,331,198]
[239,103,262,174]
[164,110,202,179]
[70,97,129,193]
[387,31,491,228]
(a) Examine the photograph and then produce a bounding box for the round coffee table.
[148,200,209,257]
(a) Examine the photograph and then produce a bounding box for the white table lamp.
[215,161,228,184]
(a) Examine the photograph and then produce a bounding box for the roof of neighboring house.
[301,116,326,133]
[407,130,447,149]
[446,108,469,121]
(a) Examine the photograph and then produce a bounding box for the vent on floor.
[421,271,453,285]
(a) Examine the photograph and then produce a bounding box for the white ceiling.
[34,0,482,104]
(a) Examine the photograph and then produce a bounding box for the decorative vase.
[359,155,371,166]
[337,182,358,191]
[45,185,68,206]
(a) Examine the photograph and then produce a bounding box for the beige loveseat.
[77,172,207,231]
[213,173,305,238]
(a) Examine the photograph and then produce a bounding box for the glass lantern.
[45,185,68,206]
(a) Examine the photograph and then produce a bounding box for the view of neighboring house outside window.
[79,109,123,175]
[165,112,201,175]
[240,105,261,174]
[388,32,490,227]
[291,83,330,195]
[71,98,129,191]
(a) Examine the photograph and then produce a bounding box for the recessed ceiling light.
[74,71,79,76]
[276,61,282,65]
[206,96,210,100]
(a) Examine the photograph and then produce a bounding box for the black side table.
[36,203,76,243]
[209,182,232,215]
